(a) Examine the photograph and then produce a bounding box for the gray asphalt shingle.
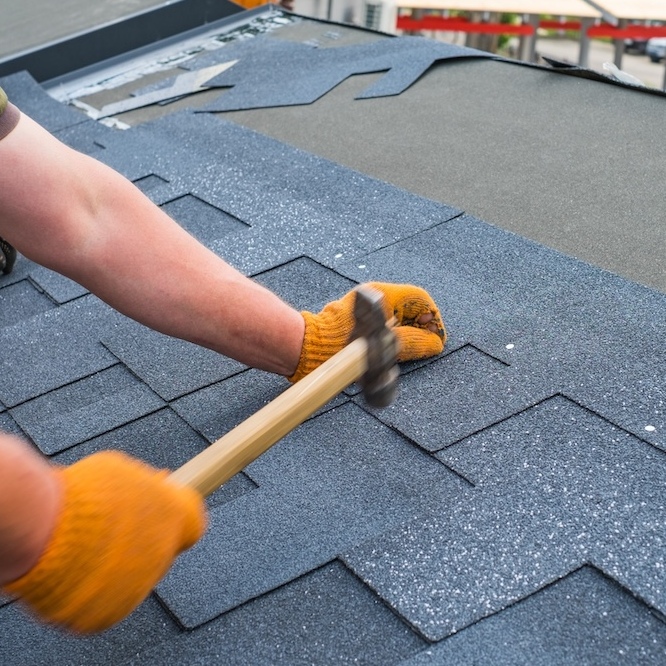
[195,35,497,111]
[1,8,665,664]
[156,403,465,628]
[343,396,666,640]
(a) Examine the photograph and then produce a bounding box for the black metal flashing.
[0,0,244,83]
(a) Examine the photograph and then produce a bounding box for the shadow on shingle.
[0,595,180,666]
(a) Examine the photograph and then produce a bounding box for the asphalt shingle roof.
[0,9,665,665]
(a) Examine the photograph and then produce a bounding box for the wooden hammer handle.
[168,338,369,497]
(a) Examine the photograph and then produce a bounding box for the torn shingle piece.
[398,566,666,666]
[28,265,89,304]
[160,194,249,248]
[9,364,165,455]
[52,408,257,510]
[0,295,122,407]
[0,595,180,666]
[353,38,499,99]
[197,36,496,112]
[0,280,55,329]
[180,33,315,75]
[130,562,426,665]
[0,71,88,132]
[95,61,238,118]
[343,396,666,640]
[102,321,246,401]
[359,345,557,452]
[156,403,466,628]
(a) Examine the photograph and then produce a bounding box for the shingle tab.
[0,295,122,407]
[0,280,55,329]
[399,566,666,666]
[355,345,557,452]
[52,408,257,510]
[156,403,466,628]
[338,214,665,448]
[1,255,87,305]
[160,194,248,248]
[28,266,89,304]
[129,562,427,665]
[9,364,165,455]
[343,396,666,640]
[93,112,461,275]
[102,321,246,401]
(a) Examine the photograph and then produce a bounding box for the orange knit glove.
[3,451,206,634]
[289,282,446,382]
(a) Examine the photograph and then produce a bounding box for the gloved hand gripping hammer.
[169,285,399,498]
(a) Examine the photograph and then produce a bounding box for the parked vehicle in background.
[624,38,648,54]
[646,38,666,62]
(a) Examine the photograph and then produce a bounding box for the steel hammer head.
[351,285,399,408]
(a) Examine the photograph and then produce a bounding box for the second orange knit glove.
[289,282,446,382]
[3,451,206,634]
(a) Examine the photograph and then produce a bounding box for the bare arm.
[0,434,61,586]
[0,113,304,376]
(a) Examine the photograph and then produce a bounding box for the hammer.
[168,286,399,497]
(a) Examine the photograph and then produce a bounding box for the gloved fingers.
[394,325,445,362]
[4,451,208,634]
[290,281,446,382]
[366,282,446,342]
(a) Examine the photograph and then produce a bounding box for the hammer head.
[351,285,399,408]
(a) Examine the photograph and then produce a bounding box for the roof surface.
[1,8,665,665]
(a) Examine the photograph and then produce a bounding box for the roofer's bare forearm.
[0,433,61,586]
[0,114,304,376]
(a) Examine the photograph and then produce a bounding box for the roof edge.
[0,0,245,83]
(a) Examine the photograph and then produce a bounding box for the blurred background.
[1,0,665,89]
